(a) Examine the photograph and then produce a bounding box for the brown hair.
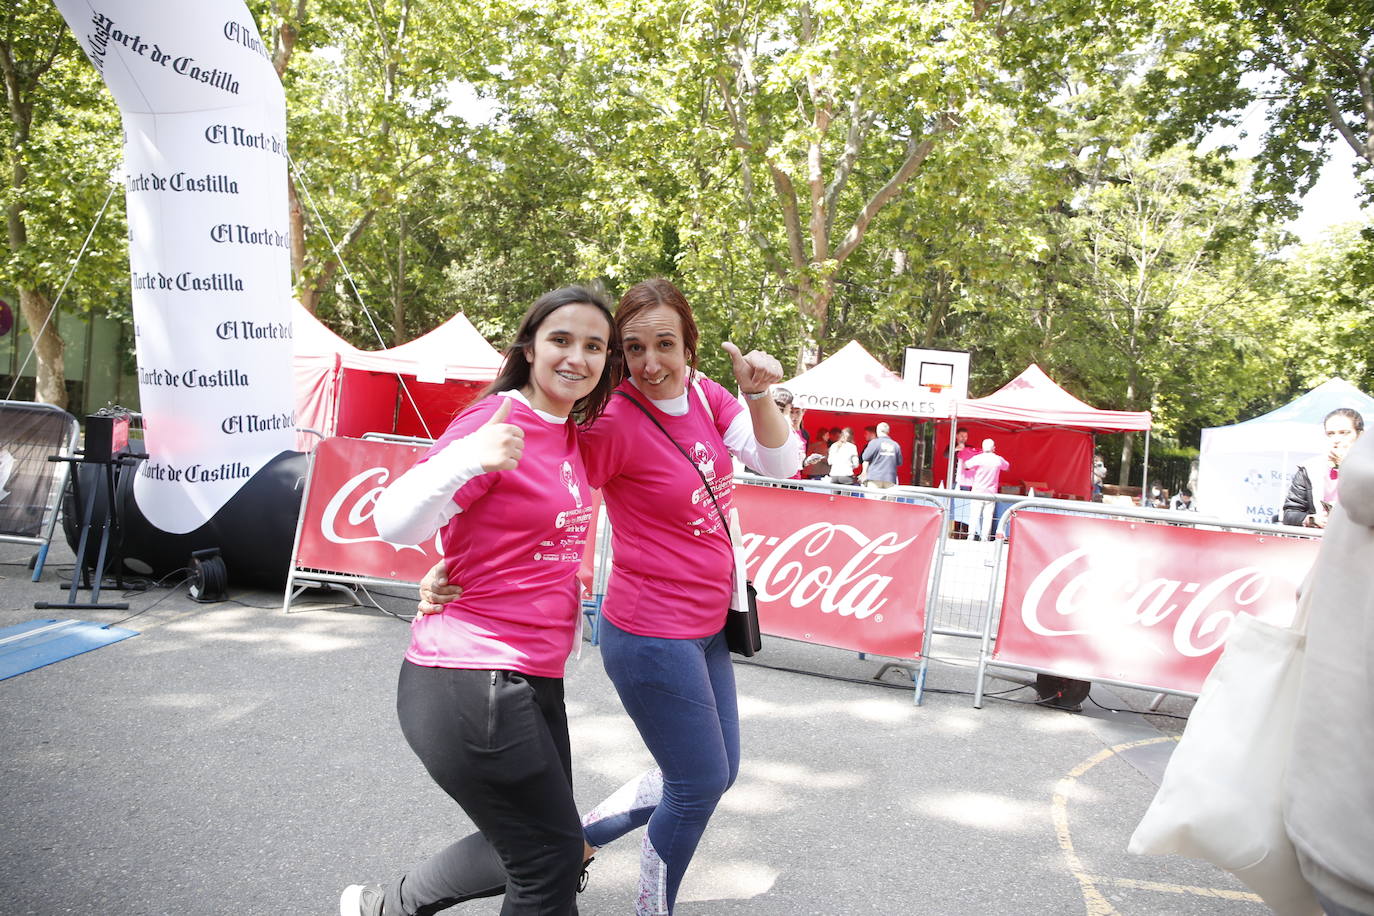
[1325,407,1365,433]
[613,278,699,386]
[479,285,619,424]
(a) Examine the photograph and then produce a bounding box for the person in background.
[1283,426,1374,916]
[827,427,860,486]
[1169,488,1196,511]
[963,438,1010,541]
[1092,452,1107,502]
[802,437,830,480]
[860,425,877,462]
[342,286,617,916]
[952,427,980,538]
[1147,480,1168,509]
[1282,408,1364,528]
[860,421,903,491]
[772,388,807,481]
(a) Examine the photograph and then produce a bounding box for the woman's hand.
[418,560,463,615]
[721,341,783,395]
[469,398,525,472]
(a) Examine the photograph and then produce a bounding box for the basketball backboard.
[903,348,970,399]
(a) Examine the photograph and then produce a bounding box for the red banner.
[293,436,600,591]
[996,512,1320,694]
[295,437,440,582]
[733,485,941,658]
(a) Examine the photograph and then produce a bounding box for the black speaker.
[83,408,132,462]
[1035,674,1092,711]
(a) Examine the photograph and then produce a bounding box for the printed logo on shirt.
[689,441,717,478]
[560,460,583,509]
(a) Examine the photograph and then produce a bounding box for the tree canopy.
[7,0,1369,469]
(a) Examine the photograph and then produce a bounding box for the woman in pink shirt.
[341,286,617,916]
[575,279,800,914]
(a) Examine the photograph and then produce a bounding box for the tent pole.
[946,403,959,487]
[1141,430,1151,497]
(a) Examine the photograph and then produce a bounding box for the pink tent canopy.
[955,364,1152,432]
[936,365,1152,499]
[292,303,503,448]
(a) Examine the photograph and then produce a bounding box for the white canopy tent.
[779,340,949,418]
[1197,377,1374,523]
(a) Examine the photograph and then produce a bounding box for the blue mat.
[0,619,139,682]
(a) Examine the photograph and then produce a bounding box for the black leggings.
[384,662,584,916]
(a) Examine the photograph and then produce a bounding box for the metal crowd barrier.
[0,400,81,581]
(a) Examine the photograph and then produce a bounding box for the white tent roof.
[1200,378,1374,454]
[780,340,944,417]
[343,312,502,382]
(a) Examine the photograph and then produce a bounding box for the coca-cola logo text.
[319,466,440,555]
[1020,546,1280,657]
[740,522,917,621]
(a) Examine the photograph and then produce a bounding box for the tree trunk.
[288,177,306,297]
[1116,368,1139,487]
[16,288,66,408]
[392,210,406,345]
[4,88,66,407]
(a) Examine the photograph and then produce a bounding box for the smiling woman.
[345,285,619,916]
[522,303,612,417]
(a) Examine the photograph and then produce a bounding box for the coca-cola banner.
[996,512,1320,694]
[295,437,439,582]
[733,484,942,658]
[293,437,600,590]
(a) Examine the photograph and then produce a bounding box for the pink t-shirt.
[405,396,594,678]
[955,445,980,486]
[963,451,1010,495]
[580,378,742,638]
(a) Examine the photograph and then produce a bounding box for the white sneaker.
[339,883,384,916]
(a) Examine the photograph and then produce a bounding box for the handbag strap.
[613,389,732,540]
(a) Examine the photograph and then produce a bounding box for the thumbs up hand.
[470,397,525,472]
[722,341,783,397]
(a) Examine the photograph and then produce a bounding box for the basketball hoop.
[922,383,947,395]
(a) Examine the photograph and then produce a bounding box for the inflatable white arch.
[55,0,295,534]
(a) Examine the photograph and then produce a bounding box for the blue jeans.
[591,618,740,913]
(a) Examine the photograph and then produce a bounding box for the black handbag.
[613,390,762,656]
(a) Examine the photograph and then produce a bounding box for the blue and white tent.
[1197,378,1374,523]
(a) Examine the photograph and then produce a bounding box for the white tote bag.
[1128,603,1321,916]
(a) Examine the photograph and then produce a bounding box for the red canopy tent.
[292,303,503,448]
[933,365,1152,499]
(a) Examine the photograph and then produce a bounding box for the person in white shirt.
[827,427,860,485]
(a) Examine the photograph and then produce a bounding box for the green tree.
[1052,141,1289,480]
[1141,0,1374,214]
[2,0,124,408]
[266,0,492,339]
[1278,222,1374,393]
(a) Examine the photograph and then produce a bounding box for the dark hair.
[477,285,618,424]
[613,278,699,386]
[1325,407,1365,432]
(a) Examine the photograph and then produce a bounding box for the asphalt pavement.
[1,538,1269,916]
